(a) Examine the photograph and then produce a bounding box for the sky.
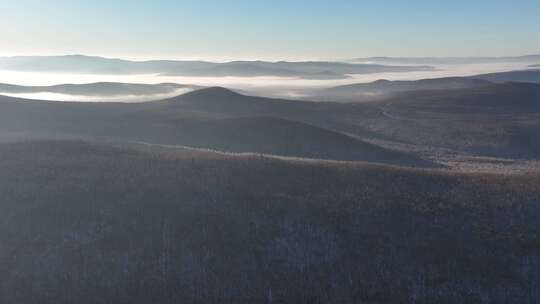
[0,0,539,61]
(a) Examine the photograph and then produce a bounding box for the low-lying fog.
[1,88,195,103]
[0,62,535,102]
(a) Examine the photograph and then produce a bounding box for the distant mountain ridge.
[309,77,493,102]
[351,55,540,65]
[308,69,540,102]
[0,54,434,79]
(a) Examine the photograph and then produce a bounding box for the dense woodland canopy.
[1,141,540,303]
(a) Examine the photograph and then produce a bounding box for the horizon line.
[0,53,539,63]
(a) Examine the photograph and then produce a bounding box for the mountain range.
[351,55,540,65]
[0,55,434,79]
[0,87,433,166]
[4,68,540,104]
[1,80,540,163]
[305,69,540,102]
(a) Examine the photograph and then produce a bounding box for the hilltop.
[0,87,431,166]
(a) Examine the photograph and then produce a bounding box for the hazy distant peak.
[0,54,434,79]
[179,87,242,99]
[326,77,492,91]
[372,79,391,84]
[351,55,540,65]
[304,76,497,102]
[64,54,104,59]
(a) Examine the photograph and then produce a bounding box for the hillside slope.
[0,89,430,166]
[309,77,493,102]
[472,69,540,83]
[340,82,540,159]
[0,140,539,304]
[2,83,540,162]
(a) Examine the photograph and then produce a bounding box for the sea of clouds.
[0,62,534,102]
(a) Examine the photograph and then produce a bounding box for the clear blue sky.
[1,0,539,60]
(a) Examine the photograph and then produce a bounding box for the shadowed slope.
[310,77,493,102]
[0,140,539,304]
[0,89,433,166]
[356,82,540,158]
[2,82,540,161]
[472,69,540,84]
[386,82,540,113]
[171,116,433,166]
